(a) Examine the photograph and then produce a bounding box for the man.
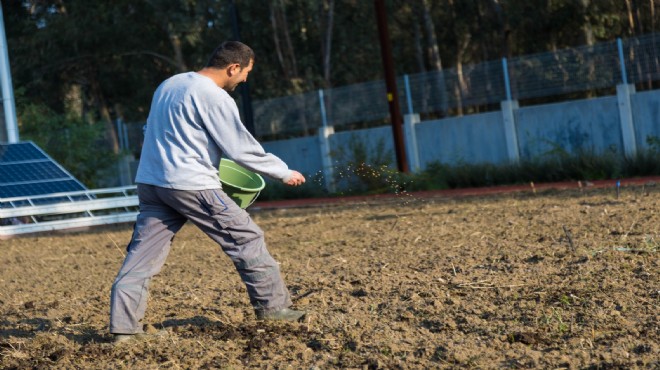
[110,41,306,344]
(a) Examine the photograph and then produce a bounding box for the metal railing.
[0,186,138,237]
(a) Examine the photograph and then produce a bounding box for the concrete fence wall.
[415,111,508,167]
[632,89,660,151]
[515,95,623,159]
[262,85,660,191]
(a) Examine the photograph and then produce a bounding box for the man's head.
[206,41,254,70]
[203,41,255,91]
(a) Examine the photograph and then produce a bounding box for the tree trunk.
[269,0,300,85]
[320,0,335,87]
[625,0,649,88]
[580,0,596,97]
[651,0,656,35]
[632,0,644,35]
[168,32,188,73]
[449,1,470,116]
[90,76,120,154]
[269,0,308,135]
[269,2,290,82]
[413,20,425,73]
[579,0,595,46]
[488,0,510,59]
[421,0,441,71]
[412,19,430,115]
[629,0,653,88]
[41,1,120,153]
[625,0,636,35]
[651,0,658,89]
[280,4,299,85]
[454,35,470,116]
[418,0,448,116]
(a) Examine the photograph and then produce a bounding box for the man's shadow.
[1,315,244,345]
[1,317,107,344]
[157,315,246,341]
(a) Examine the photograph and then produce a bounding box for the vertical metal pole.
[617,38,628,85]
[0,4,18,143]
[403,74,414,115]
[318,125,335,193]
[502,58,512,101]
[116,119,124,151]
[375,0,408,173]
[617,84,637,157]
[318,89,328,128]
[122,122,129,151]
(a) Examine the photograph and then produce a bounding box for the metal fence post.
[501,57,520,163]
[617,38,628,85]
[617,83,637,158]
[316,88,336,192]
[403,113,421,172]
[502,58,512,101]
[403,74,420,171]
[318,125,335,193]
[403,74,414,115]
[616,38,637,158]
[318,89,328,128]
[0,5,18,143]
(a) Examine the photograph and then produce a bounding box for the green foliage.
[7,0,655,124]
[405,146,660,193]
[626,136,660,175]
[258,142,660,202]
[18,103,117,188]
[6,0,659,193]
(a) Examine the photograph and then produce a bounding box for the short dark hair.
[205,41,254,69]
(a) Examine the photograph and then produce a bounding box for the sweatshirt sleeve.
[199,90,293,183]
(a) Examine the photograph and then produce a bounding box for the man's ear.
[228,63,242,76]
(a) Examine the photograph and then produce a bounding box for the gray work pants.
[109,184,292,334]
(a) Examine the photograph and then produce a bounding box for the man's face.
[225,59,253,92]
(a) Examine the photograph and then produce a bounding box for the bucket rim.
[219,158,266,192]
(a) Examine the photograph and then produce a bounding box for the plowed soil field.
[1,185,658,369]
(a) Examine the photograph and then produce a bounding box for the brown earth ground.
[1,184,659,369]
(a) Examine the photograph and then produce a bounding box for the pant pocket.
[196,189,263,245]
[218,212,264,245]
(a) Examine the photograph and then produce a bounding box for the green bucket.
[218,158,266,209]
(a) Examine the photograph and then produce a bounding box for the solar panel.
[0,142,48,162]
[0,142,87,199]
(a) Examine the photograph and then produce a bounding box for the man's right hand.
[285,171,306,187]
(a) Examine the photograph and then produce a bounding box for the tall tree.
[319,0,335,87]
[7,0,660,149]
[269,0,301,92]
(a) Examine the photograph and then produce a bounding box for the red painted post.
[374,0,409,173]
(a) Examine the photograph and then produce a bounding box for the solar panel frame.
[0,141,88,200]
[0,162,72,183]
[0,142,49,161]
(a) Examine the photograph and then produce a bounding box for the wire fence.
[116,33,660,149]
[251,33,660,139]
[36,32,660,188]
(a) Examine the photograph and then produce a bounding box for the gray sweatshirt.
[135,72,292,190]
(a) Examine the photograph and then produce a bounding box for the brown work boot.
[255,308,306,322]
